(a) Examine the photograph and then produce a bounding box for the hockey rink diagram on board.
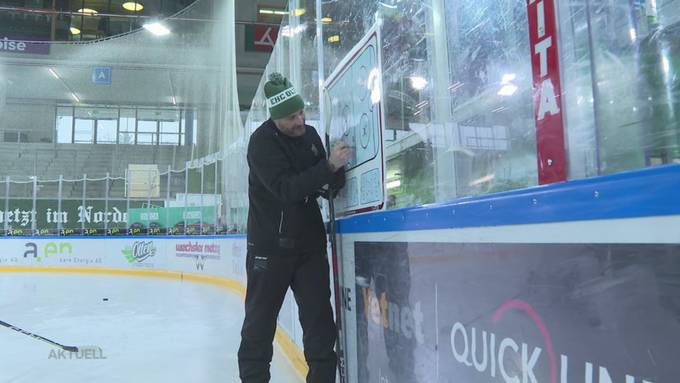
[328,46,379,169]
[326,25,385,216]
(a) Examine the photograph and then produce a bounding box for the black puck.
[103,298,109,301]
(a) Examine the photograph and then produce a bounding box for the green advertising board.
[127,206,217,228]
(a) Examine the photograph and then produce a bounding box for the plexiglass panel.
[244,0,680,219]
[0,0,240,234]
[559,0,680,176]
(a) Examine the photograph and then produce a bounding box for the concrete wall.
[0,103,55,143]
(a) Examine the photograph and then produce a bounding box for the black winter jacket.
[246,119,345,252]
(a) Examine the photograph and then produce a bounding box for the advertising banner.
[0,238,164,269]
[0,36,50,55]
[354,241,678,383]
[0,199,164,231]
[0,237,241,276]
[245,24,279,52]
[172,238,226,276]
[527,0,566,184]
[127,206,217,229]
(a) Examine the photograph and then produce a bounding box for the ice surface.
[0,273,300,383]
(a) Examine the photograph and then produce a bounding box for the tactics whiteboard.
[325,23,385,216]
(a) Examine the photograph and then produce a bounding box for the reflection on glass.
[192,118,198,145]
[57,115,73,144]
[161,133,180,145]
[160,120,180,134]
[161,120,181,145]
[137,120,157,133]
[137,121,158,144]
[118,113,135,144]
[119,132,135,145]
[443,0,537,197]
[52,106,189,146]
[561,0,680,176]
[96,119,117,144]
[137,133,156,145]
[74,119,94,144]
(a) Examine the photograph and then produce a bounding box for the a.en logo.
[24,242,72,262]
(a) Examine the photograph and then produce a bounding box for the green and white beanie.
[264,72,305,120]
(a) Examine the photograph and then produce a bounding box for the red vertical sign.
[527,0,566,184]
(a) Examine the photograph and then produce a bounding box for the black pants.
[238,248,337,383]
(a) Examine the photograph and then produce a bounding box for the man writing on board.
[238,72,351,383]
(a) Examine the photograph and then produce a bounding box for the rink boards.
[0,236,248,286]
[336,164,680,383]
[0,164,678,383]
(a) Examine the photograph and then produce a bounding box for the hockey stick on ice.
[0,319,98,353]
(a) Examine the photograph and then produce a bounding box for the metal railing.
[0,160,232,236]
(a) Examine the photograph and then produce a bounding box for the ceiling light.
[294,8,306,16]
[259,9,287,15]
[281,24,307,37]
[469,174,495,187]
[143,22,170,36]
[321,17,333,23]
[501,73,516,84]
[409,76,428,90]
[123,2,144,12]
[71,93,81,103]
[48,68,60,79]
[386,179,401,189]
[368,68,382,104]
[77,8,98,15]
[70,27,81,35]
[378,2,398,9]
[497,84,518,96]
[327,35,340,43]
[448,81,464,91]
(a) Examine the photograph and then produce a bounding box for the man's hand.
[329,141,351,172]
